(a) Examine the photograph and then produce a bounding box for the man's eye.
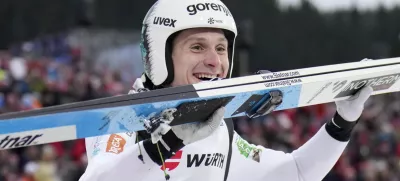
[217,46,226,52]
[191,45,204,51]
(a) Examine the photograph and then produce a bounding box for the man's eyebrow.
[183,36,228,44]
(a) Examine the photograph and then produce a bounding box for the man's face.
[170,28,229,87]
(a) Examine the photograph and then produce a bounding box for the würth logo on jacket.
[187,153,225,169]
[153,17,176,27]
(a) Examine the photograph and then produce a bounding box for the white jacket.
[79,119,347,181]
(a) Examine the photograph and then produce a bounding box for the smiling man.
[79,0,373,181]
[170,28,229,86]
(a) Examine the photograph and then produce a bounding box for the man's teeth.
[194,74,217,79]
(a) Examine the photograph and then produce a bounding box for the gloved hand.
[334,58,374,122]
[335,86,373,122]
[326,58,374,142]
[327,81,373,142]
[144,106,225,145]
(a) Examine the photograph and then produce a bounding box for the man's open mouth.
[193,73,219,81]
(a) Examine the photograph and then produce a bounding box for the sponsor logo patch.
[106,134,126,154]
[236,136,262,162]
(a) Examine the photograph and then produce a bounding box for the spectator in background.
[32,145,60,181]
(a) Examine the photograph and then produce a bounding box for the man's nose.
[203,50,221,69]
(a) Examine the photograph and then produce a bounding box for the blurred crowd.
[1,32,400,181]
[0,32,132,181]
